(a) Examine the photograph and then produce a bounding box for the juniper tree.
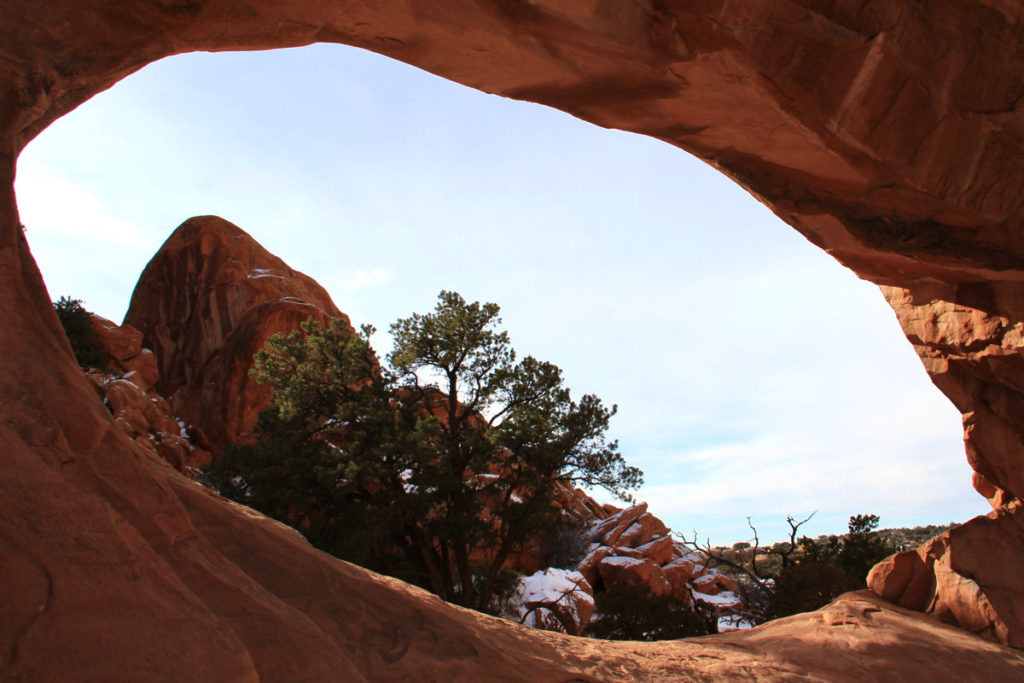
[208,291,642,612]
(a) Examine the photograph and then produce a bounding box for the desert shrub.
[589,585,714,641]
[765,561,861,620]
[542,519,591,570]
[53,296,110,370]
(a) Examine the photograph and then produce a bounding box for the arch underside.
[1,1,1023,677]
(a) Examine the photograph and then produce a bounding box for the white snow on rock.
[279,297,315,307]
[509,568,594,635]
[248,268,285,279]
[601,556,644,568]
[517,568,592,606]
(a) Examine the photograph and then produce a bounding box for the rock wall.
[3,0,1024,677]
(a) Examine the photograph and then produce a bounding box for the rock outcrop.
[510,568,595,637]
[584,504,742,617]
[85,313,211,474]
[5,0,1024,677]
[869,500,1024,648]
[124,215,347,453]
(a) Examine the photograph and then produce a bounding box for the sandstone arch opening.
[15,42,981,544]
[3,2,1024,676]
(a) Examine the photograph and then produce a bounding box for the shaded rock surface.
[124,215,347,453]
[3,0,1024,678]
[869,500,1024,648]
[85,313,211,474]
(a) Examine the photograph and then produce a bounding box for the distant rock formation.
[510,502,742,636]
[124,216,348,453]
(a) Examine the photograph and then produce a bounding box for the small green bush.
[53,296,110,370]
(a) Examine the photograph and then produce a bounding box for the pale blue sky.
[15,44,987,544]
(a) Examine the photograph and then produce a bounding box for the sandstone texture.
[124,215,347,453]
[869,500,1024,648]
[4,0,1024,678]
[85,313,212,474]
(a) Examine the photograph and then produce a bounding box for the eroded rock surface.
[869,500,1024,648]
[85,313,212,474]
[3,0,1024,678]
[124,215,347,452]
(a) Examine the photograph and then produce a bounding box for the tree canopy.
[208,291,642,612]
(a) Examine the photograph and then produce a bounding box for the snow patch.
[601,556,644,568]
[280,297,315,307]
[692,589,740,607]
[248,268,285,280]
[514,568,592,608]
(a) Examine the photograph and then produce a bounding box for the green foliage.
[53,296,110,370]
[765,514,896,620]
[207,291,642,613]
[589,585,714,641]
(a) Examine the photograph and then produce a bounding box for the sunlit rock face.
[3,0,1024,677]
[123,215,347,453]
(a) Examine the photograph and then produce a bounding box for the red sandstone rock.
[90,314,142,361]
[662,555,707,587]
[89,313,160,391]
[598,556,672,597]
[973,471,1015,510]
[5,0,1024,676]
[590,503,649,547]
[87,371,205,474]
[617,513,670,547]
[868,501,1024,648]
[123,216,348,453]
[512,569,595,637]
[577,545,614,588]
[636,534,678,566]
[692,572,740,597]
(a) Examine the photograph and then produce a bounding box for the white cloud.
[15,158,152,248]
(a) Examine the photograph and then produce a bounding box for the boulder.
[90,314,142,361]
[590,503,648,546]
[511,569,595,636]
[617,513,670,548]
[869,501,1024,648]
[598,556,671,597]
[662,555,706,593]
[636,535,679,566]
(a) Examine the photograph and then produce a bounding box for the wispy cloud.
[15,159,152,248]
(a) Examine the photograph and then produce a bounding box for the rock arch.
[1,1,1023,677]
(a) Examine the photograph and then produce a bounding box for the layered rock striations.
[124,215,347,453]
[3,0,1024,678]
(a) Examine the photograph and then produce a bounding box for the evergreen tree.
[207,291,642,612]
